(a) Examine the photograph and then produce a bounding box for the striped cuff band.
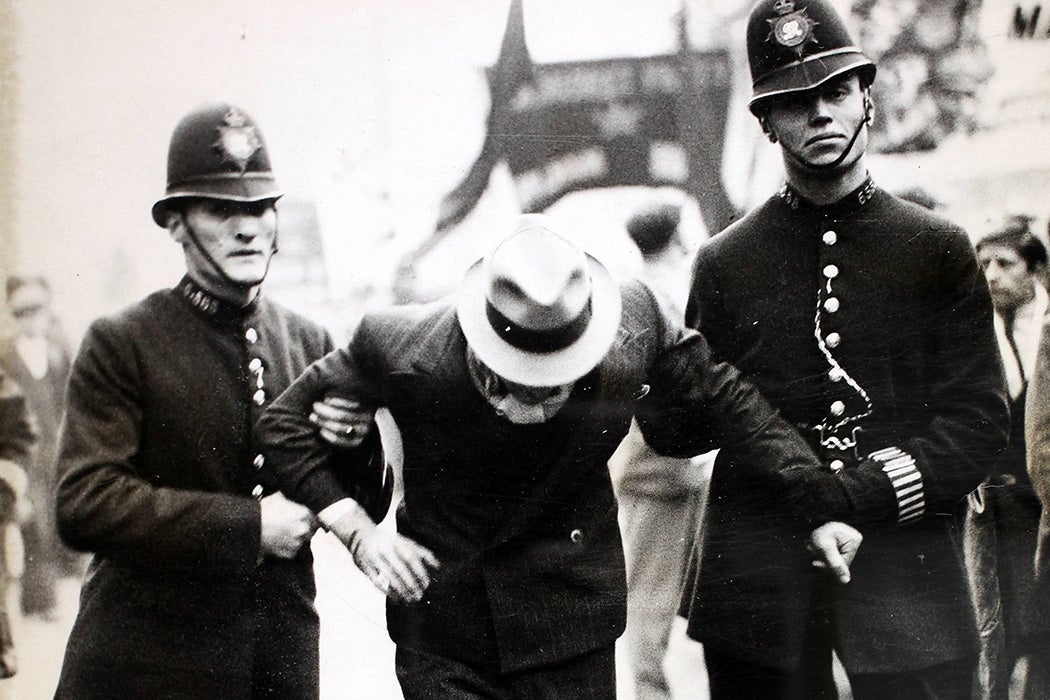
[869,446,924,523]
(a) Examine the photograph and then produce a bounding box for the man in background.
[609,203,712,699]
[1,275,75,621]
[971,218,1048,697]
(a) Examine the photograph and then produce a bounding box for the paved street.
[3,529,710,699]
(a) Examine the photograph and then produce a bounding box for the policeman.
[683,1,1009,698]
[54,103,386,699]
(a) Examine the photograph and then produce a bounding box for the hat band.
[752,46,865,87]
[171,171,276,187]
[486,298,592,353]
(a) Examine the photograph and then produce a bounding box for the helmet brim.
[151,175,283,227]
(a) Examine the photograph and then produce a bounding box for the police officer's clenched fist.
[259,492,317,559]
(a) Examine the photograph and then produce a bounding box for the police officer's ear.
[862,88,875,125]
[1032,259,1047,281]
[164,206,189,246]
[757,111,778,143]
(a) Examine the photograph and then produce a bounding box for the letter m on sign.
[1012,4,1044,38]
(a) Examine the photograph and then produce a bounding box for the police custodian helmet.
[746,0,876,115]
[151,103,283,227]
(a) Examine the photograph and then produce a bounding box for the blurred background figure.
[0,361,35,682]
[894,186,942,213]
[0,276,75,621]
[1023,219,1050,700]
[971,217,1048,699]
[609,202,713,699]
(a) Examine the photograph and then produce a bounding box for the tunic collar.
[175,276,259,325]
[778,175,876,213]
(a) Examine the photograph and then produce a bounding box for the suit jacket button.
[570,529,584,544]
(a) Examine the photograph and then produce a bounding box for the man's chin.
[223,261,270,287]
[802,150,846,169]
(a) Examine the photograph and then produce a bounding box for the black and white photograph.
[1,0,1049,697]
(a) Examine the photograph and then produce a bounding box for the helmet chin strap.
[179,211,278,294]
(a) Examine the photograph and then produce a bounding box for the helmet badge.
[768,0,819,58]
[214,108,261,172]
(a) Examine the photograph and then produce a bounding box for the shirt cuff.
[318,498,360,530]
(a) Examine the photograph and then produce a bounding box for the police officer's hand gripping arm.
[56,320,315,573]
[259,325,439,603]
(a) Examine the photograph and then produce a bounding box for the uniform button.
[570,528,584,544]
[251,484,264,499]
[823,264,839,279]
[826,332,842,348]
[830,400,846,417]
[823,297,840,313]
[253,454,265,469]
[823,230,838,245]
[249,358,263,371]
[253,389,266,405]
[245,327,258,343]
[829,459,845,472]
[829,367,845,382]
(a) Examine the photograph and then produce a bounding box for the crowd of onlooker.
[0,275,83,682]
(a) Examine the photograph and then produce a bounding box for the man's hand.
[311,396,374,449]
[331,512,440,604]
[807,521,863,584]
[259,492,317,559]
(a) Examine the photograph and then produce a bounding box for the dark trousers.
[705,646,837,700]
[705,647,976,700]
[394,643,616,700]
[849,656,976,700]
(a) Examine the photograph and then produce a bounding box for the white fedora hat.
[457,214,622,387]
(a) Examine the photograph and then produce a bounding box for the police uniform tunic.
[685,180,1009,673]
[55,277,332,699]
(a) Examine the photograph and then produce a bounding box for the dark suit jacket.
[686,185,1009,673]
[261,281,828,674]
[54,278,332,699]
[0,367,32,472]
